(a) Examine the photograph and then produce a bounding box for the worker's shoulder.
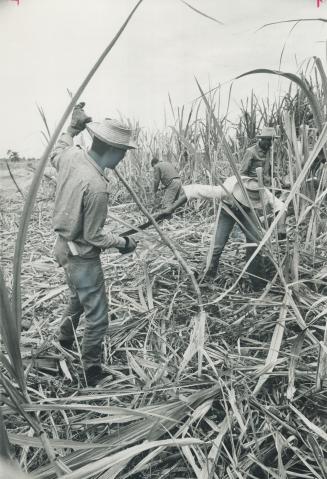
[68,153,108,194]
[83,169,108,195]
[158,160,170,167]
[85,177,108,195]
[244,144,257,155]
[64,143,83,152]
[58,144,84,162]
[161,160,178,171]
[53,144,73,161]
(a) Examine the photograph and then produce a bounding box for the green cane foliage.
[32,387,218,478]
[258,17,327,32]
[36,104,51,144]
[5,160,24,198]
[314,56,327,110]
[0,268,25,391]
[12,0,144,332]
[0,275,63,474]
[0,372,70,476]
[180,0,224,25]
[0,409,11,460]
[236,68,323,132]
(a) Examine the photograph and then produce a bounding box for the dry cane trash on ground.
[1,159,327,478]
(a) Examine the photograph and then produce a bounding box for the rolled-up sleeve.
[183,184,225,201]
[83,191,122,249]
[50,133,74,171]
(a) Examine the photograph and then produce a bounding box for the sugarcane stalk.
[5,160,25,199]
[256,166,269,231]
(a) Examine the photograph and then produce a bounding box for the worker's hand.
[117,236,137,254]
[67,102,92,137]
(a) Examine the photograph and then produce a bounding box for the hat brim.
[232,182,263,209]
[86,123,137,150]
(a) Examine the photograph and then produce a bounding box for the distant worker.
[151,157,182,208]
[51,103,137,387]
[164,175,287,289]
[240,127,279,185]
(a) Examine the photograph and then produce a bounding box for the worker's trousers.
[208,204,266,287]
[162,178,182,208]
[55,241,108,370]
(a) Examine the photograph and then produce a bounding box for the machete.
[119,195,187,236]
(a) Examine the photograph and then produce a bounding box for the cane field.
[1,6,327,479]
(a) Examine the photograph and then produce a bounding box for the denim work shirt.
[153,161,180,192]
[51,133,122,258]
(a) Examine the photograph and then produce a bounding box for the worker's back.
[155,161,180,187]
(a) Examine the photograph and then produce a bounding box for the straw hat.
[257,126,279,138]
[232,177,265,209]
[86,119,137,150]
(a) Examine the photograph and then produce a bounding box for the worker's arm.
[83,192,128,250]
[157,184,225,217]
[182,184,225,201]
[262,156,271,185]
[50,102,92,171]
[153,165,161,193]
[50,134,74,171]
[120,184,225,236]
[239,149,252,176]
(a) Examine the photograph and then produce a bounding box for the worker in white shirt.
[165,175,287,288]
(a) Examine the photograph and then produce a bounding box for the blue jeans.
[209,203,264,285]
[55,239,108,369]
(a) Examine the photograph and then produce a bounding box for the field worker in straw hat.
[151,156,182,209]
[164,175,287,289]
[240,126,279,186]
[50,103,137,387]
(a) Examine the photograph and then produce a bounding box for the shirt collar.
[84,151,109,182]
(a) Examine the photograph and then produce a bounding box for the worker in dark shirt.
[151,157,182,208]
[51,103,137,386]
[240,127,279,185]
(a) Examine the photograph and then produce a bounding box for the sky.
[0,0,327,157]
